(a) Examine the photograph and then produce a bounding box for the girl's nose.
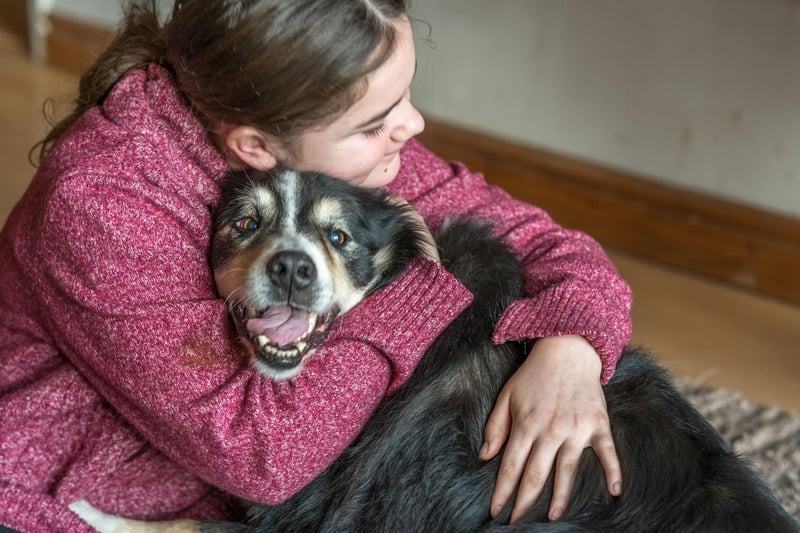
[391,100,425,142]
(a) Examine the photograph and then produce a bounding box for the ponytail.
[31,0,166,165]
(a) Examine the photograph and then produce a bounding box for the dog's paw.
[69,499,201,532]
[69,500,124,533]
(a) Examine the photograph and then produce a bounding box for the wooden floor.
[1,25,798,413]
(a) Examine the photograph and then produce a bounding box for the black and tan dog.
[72,168,798,532]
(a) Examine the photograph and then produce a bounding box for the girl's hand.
[481,335,622,523]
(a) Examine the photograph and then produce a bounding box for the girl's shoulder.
[393,139,455,191]
[42,65,226,193]
[398,138,449,172]
[391,138,479,198]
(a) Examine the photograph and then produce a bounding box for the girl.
[0,1,631,531]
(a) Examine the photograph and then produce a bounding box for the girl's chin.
[349,155,399,188]
[374,155,402,185]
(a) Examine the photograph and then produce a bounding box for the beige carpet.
[677,378,800,520]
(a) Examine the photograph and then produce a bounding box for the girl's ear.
[223,126,279,171]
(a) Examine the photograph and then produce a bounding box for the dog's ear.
[222,126,280,171]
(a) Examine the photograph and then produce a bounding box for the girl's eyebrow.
[354,62,418,130]
[355,96,403,130]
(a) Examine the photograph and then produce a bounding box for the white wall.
[48,0,122,26]
[410,0,800,218]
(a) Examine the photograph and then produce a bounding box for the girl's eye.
[363,123,388,138]
[329,229,348,247]
[235,217,259,232]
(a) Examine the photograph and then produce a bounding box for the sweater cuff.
[0,486,95,533]
[329,257,473,393]
[491,288,632,385]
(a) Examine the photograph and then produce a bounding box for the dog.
[72,167,799,532]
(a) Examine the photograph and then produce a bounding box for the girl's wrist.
[533,335,602,377]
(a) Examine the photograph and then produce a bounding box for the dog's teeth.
[307,313,317,334]
[263,344,278,355]
[296,341,307,352]
[257,335,268,348]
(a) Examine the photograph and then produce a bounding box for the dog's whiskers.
[220,284,247,310]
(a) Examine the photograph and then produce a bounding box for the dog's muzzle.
[226,250,340,378]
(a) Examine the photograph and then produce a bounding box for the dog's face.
[211,168,422,380]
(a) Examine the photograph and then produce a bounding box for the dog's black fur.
[205,169,797,533]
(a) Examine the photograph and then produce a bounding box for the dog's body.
[72,168,798,532]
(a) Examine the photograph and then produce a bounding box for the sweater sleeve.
[36,171,472,504]
[390,140,632,384]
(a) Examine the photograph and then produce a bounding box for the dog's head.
[211,167,424,380]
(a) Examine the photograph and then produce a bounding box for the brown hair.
[33,0,408,163]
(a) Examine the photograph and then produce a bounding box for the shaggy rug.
[677,378,800,520]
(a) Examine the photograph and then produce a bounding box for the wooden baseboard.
[45,13,113,74]
[418,119,800,306]
[0,0,29,44]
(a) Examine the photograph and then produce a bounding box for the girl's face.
[286,16,425,188]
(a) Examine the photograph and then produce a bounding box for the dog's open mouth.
[231,303,337,371]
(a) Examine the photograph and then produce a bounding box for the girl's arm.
[390,139,632,521]
[391,139,632,380]
[37,173,472,504]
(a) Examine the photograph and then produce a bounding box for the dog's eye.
[328,229,348,247]
[235,217,259,232]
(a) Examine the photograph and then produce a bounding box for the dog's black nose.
[268,251,317,290]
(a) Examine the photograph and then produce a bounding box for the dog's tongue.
[246,306,310,347]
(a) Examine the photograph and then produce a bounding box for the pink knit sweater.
[0,65,631,532]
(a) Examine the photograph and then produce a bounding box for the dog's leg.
[69,500,205,533]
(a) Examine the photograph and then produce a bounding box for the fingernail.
[612,481,622,495]
[549,507,563,521]
[491,505,502,518]
[479,442,488,458]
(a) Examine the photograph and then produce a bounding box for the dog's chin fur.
[72,167,799,533]
[242,338,313,381]
[250,353,308,382]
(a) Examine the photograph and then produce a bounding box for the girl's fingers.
[484,395,518,518]
[489,421,536,518]
[546,444,583,521]
[508,438,559,523]
[481,393,511,461]
[491,443,526,518]
[594,432,623,497]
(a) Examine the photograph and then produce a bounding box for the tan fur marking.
[372,245,395,278]
[310,197,345,228]
[309,198,371,314]
[213,245,265,301]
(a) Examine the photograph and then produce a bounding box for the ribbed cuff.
[492,286,632,384]
[0,486,94,533]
